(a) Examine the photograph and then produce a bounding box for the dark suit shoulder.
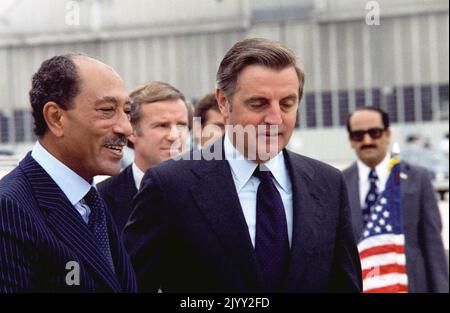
[401,161,432,177]
[142,149,210,182]
[0,166,31,201]
[286,150,344,180]
[342,162,357,178]
[97,165,133,195]
[0,166,44,231]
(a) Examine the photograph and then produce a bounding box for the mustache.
[360,144,377,150]
[103,135,128,146]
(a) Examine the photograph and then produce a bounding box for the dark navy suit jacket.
[0,153,137,292]
[343,162,449,293]
[98,165,138,233]
[124,142,363,292]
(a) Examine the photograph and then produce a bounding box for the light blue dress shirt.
[31,141,94,223]
[224,134,293,248]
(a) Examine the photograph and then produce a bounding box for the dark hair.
[216,38,305,105]
[29,54,82,136]
[346,106,390,133]
[194,93,220,128]
[128,81,188,148]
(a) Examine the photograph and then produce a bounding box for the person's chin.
[100,161,122,176]
[160,149,181,159]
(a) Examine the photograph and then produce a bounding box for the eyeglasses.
[349,127,386,142]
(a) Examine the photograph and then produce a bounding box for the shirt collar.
[132,162,145,190]
[224,132,290,193]
[356,152,391,184]
[31,141,93,205]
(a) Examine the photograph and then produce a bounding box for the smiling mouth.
[105,144,125,153]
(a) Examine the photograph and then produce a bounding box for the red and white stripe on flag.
[358,233,408,293]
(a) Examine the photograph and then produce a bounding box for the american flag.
[357,158,408,293]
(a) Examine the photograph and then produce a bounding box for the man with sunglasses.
[343,106,448,293]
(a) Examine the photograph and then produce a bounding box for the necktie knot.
[84,187,98,206]
[369,168,378,181]
[253,165,273,183]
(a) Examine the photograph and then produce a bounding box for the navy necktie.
[363,169,379,225]
[253,165,290,292]
[84,187,115,272]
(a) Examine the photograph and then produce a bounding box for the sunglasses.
[349,127,386,142]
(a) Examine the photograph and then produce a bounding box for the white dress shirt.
[357,153,391,209]
[31,141,94,223]
[224,133,293,248]
[132,162,145,190]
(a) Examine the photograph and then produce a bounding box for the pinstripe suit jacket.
[0,153,137,293]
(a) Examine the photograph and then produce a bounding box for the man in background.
[343,106,448,293]
[193,92,225,148]
[98,81,189,231]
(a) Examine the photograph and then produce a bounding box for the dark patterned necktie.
[363,168,379,225]
[84,187,115,272]
[253,165,290,292]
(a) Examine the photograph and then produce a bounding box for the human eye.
[123,106,132,120]
[281,98,297,110]
[246,98,266,109]
[98,106,115,117]
[155,123,168,128]
[177,123,188,131]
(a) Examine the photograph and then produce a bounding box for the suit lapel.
[347,163,364,240]
[282,151,325,291]
[189,143,263,290]
[399,162,413,228]
[20,154,122,292]
[123,165,138,200]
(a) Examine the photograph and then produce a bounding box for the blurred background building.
[0,0,448,164]
[0,0,448,255]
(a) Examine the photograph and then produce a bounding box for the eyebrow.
[243,96,267,104]
[244,94,298,104]
[281,94,298,101]
[94,96,131,106]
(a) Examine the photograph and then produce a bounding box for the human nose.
[264,103,283,125]
[362,132,373,144]
[167,124,181,141]
[113,111,133,136]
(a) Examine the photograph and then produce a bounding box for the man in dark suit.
[123,38,362,293]
[98,81,189,231]
[0,54,137,292]
[342,106,448,293]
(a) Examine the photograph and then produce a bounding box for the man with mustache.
[124,38,362,292]
[0,54,137,292]
[98,81,189,232]
[343,106,448,292]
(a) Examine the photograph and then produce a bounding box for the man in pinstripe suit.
[0,54,137,292]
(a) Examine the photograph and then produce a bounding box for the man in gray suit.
[343,106,448,293]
